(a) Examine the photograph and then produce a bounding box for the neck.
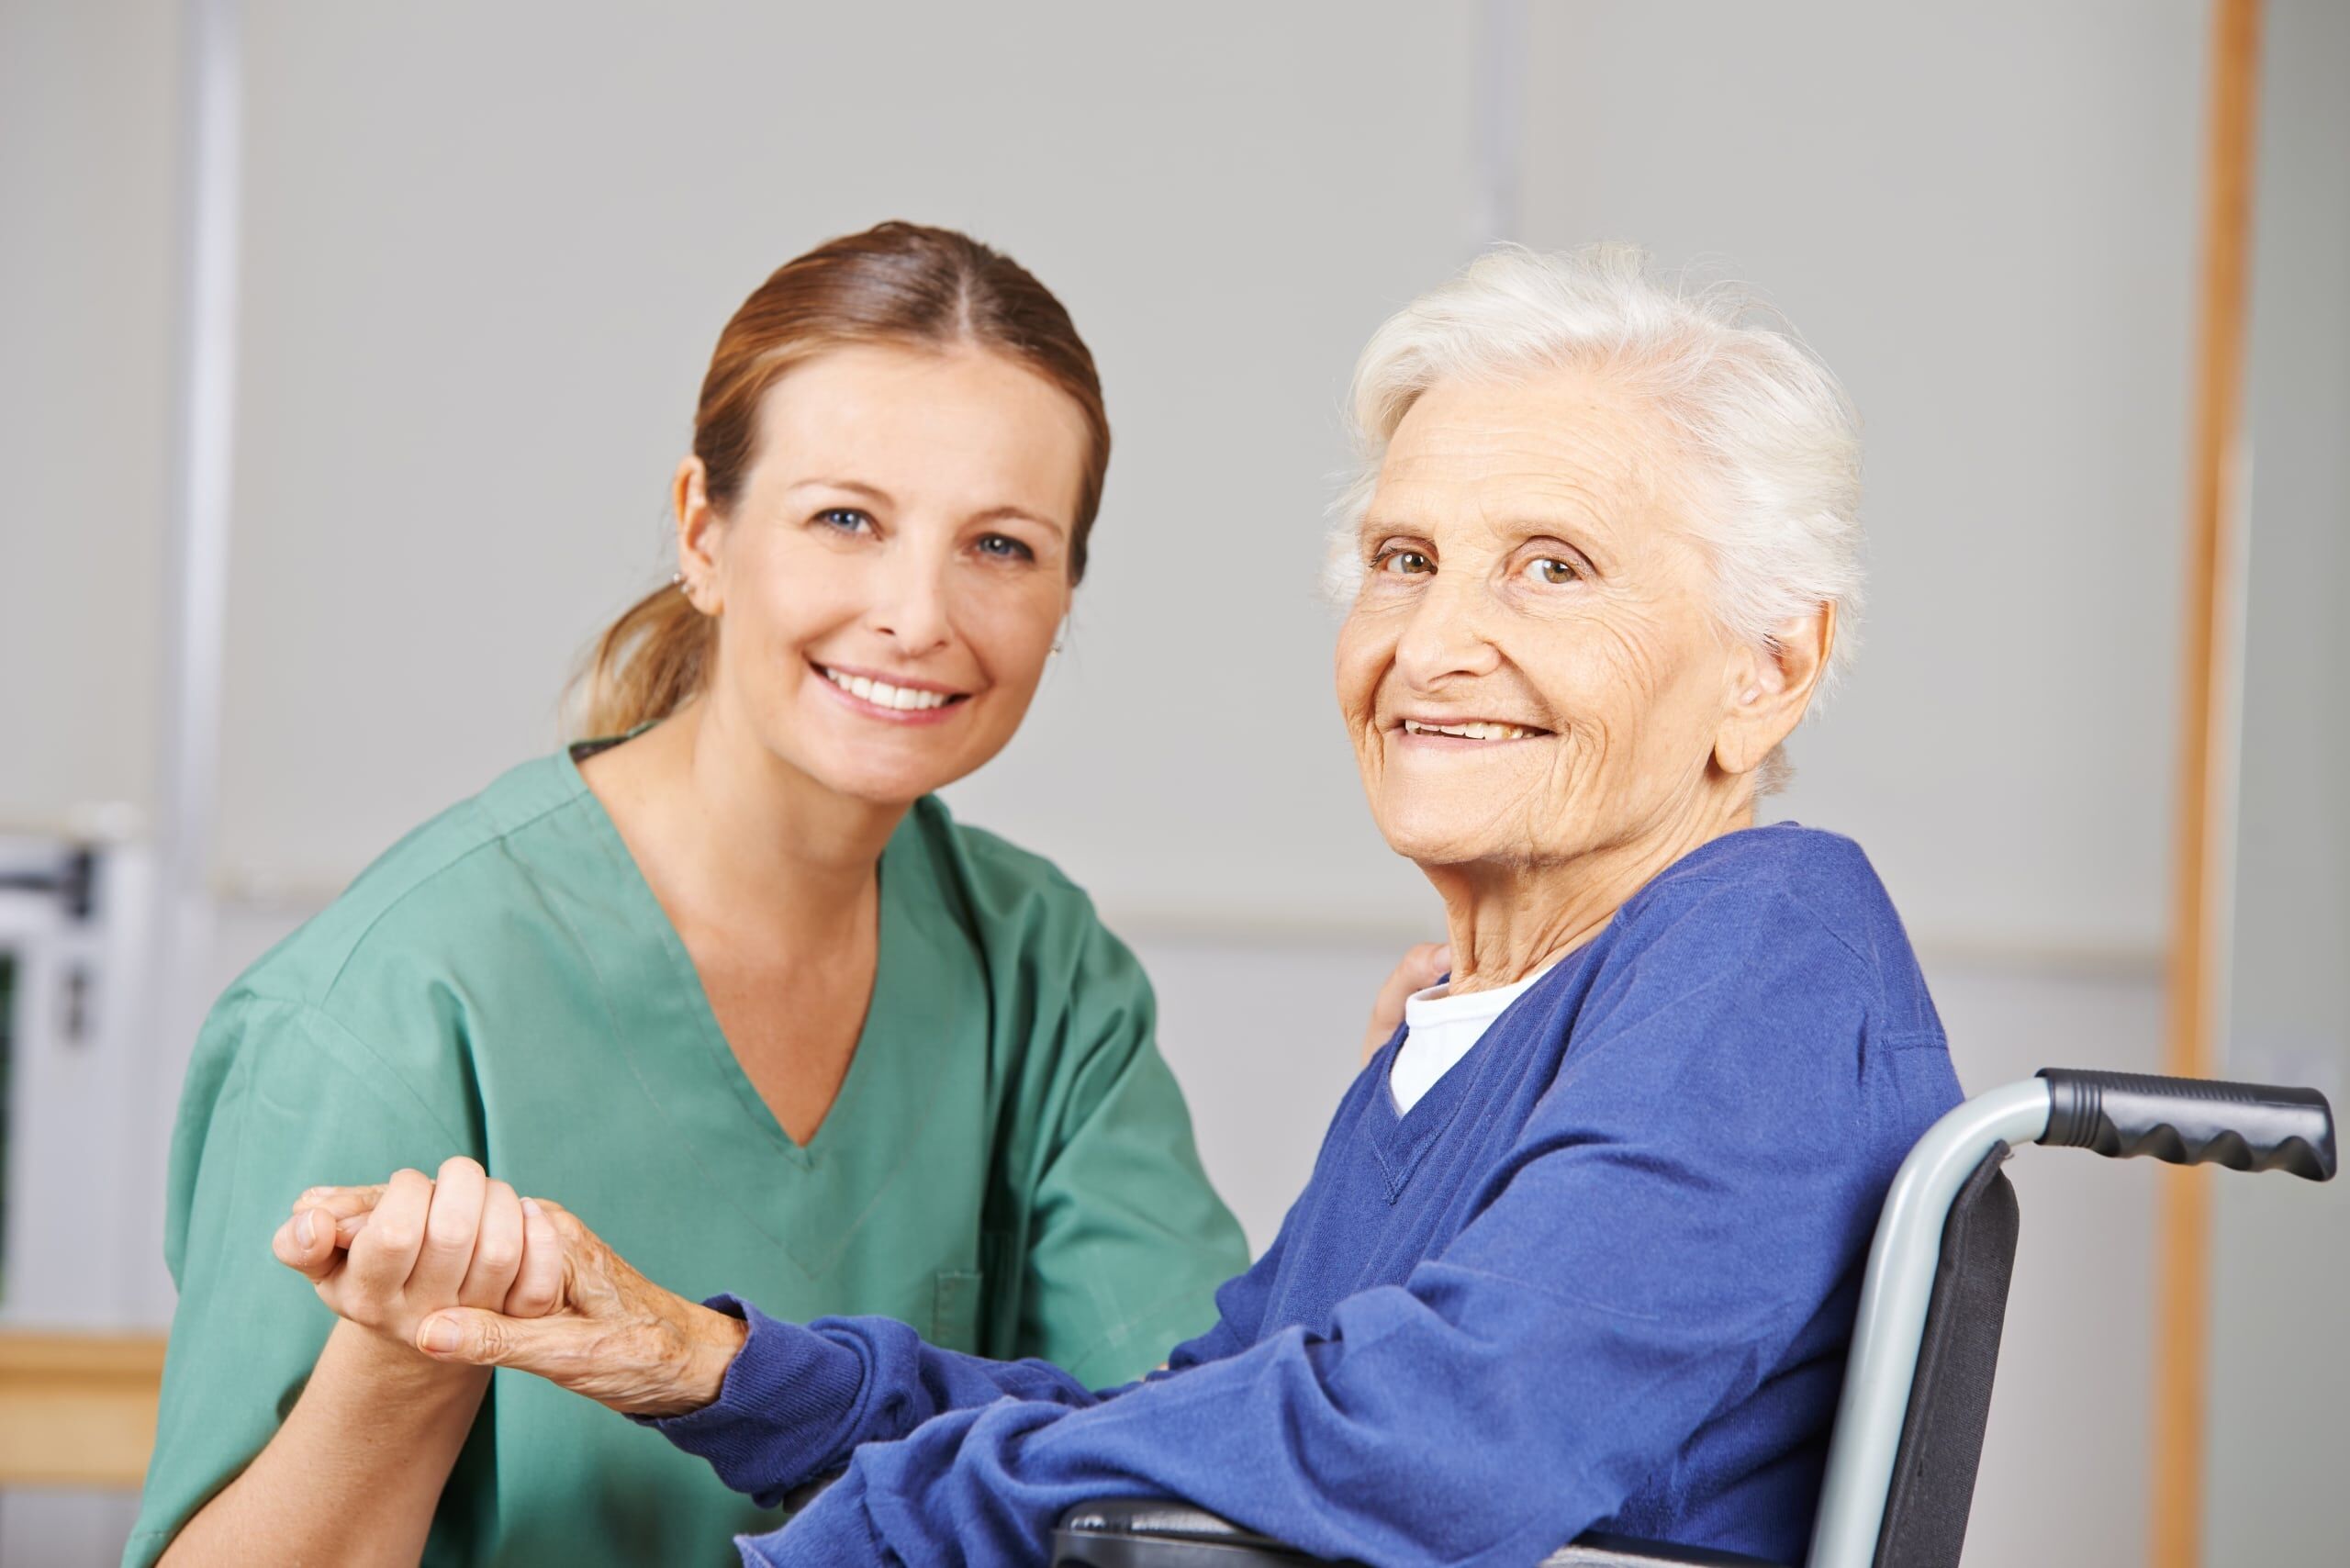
[1425,788,1755,993]
[588,695,908,946]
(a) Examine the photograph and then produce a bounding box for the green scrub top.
[125,745,1248,1568]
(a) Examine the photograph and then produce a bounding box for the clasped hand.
[273,1158,746,1419]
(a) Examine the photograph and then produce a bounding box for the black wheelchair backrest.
[1869,1148,2019,1568]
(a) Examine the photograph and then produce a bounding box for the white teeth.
[822,666,953,711]
[1404,718,1537,741]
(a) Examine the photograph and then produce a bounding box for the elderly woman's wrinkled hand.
[274,1167,746,1418]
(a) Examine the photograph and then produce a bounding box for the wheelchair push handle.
[2035,1069,2336,1181]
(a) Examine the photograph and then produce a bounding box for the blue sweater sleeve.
[645,1296,1109,1505]
[657,1222,1299,1503]
[734,882,1919,1568]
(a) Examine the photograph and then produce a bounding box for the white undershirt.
[1388,965,1555,1115]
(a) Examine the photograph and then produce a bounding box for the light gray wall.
[0,0,176,833]
[203,0,1469,938]
[3,1,2210,969]
[1516,0,2204,960]
[2206,1,2350,1559]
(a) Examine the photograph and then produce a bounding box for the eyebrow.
[790,479,1068,539]
[792,478,897,507]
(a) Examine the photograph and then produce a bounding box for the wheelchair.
[1050,1070,2338,1568]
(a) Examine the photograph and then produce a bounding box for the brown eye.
[1378,549,1434,577]
[1523,556,1581,586]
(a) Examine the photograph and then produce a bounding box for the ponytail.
[576,583,713,738]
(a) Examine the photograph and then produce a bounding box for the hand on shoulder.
[1362,942,1450,1065]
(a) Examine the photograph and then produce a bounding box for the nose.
[1392,569,1502,692]
[865,545,953,655]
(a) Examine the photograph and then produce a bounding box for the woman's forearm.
[157,1319,488,1568]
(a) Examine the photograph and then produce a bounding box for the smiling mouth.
[815,663,972,714]
[1400,718,1548,742]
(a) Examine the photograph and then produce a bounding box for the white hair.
[1328,243,1865,699]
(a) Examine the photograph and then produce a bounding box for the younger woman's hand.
[276,1172,745,1419]
[272,1158,563,1354]
[403,1197,747,1419]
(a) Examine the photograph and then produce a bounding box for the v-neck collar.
[548,743,987,1277]
[1362,948,1588,1199]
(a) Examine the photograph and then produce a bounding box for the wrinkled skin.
[1334,364,1832,990]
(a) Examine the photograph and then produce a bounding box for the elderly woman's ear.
[1711,602,1836,780]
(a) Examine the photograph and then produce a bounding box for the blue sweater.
[653,825,1963,1567]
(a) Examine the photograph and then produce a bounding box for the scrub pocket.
[933,1269,985,1351]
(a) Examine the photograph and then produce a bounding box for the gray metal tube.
[1806,1079,2053,1568]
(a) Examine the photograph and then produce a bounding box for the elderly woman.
[284,245,1961,1567]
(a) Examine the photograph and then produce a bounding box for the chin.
[807,756,959,807]
[757,695,991,806]
[746,718,953,806]
[1374,782,1571,869]
[1372,802,1487,867]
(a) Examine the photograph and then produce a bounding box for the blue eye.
[816,508,873,534]
[976,533,1035,563]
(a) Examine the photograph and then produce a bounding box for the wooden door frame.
[2154,2,2263,1564]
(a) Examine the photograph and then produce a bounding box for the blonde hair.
[577,586,713,741]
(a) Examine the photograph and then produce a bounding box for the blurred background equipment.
[1,2,2342,1564]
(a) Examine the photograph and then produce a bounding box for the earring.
[674,571,718,615]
